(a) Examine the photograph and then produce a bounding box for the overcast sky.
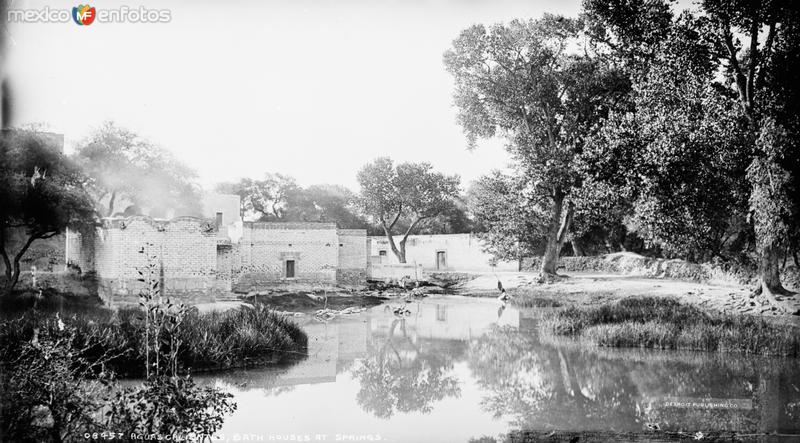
[6,0,582,191]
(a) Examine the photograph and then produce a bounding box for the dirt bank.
[454,271,800,325]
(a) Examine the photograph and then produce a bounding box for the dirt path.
[455,271,800,325]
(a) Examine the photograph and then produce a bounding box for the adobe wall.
[65,218,370,298]
[68,217,219,302]
[337,229,368,286]
[367,262,424,283]
[368,233,518,272]
[233,222,339,291]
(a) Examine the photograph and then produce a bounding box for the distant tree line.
[217,157,474,263]
[1,120,478,292]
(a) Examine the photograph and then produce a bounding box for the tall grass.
[0,291,308,378]
[538,297,800,357]
[511,295,563,308]
[175,304,308,372]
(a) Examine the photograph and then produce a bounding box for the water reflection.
[352,317,461,418]
[469,325,642,431]
[202,297,800,441]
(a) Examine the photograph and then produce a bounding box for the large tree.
[72,122,202,218]
[444,15,628,279]
[300,184,368,228]
[584,0,800,305]
[357,157,460,263]
[0,130,96,293]
[216,173,301,222]
[217,178,368,227]
[467,171,550,263]
[582,13,752,262]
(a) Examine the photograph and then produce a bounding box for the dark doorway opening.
[436,251,447,270]
[285,260,296,278]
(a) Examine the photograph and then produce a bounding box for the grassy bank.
[511,295,563,308]
[536,297,800,357]
[0,290,308,378]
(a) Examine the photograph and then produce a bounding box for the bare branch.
[0,227,12,283]
[746,15,760,107]
[402,216,431,240]
[388,203,403,231]
[721,26,751,117]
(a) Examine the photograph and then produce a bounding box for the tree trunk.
[761,244,792,295]
[107,190,117,217]
[397,237,408,264]
[2,231,43,295]
[571,237,585,256]
[0,227,12,291]
[381,223,404,263]
[540,195,563,277]
[757,241,797,313]
[396,216,428,265]
[540,191,573,280]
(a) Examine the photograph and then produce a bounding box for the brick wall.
[70,217,219,301]
[67,219,371,298]
[337,229,368,285]
[233,222,339,291]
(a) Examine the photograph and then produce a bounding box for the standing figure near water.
[497,279,510,302]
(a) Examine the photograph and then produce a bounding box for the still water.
[199,296,800,442]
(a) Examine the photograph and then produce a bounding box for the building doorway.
[436,251,447,270]
[285,260,296,278]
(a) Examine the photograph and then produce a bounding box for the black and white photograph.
[1,0,799,442]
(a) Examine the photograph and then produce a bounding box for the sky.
[4,0,583,191]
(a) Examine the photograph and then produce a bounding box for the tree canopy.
[216,173,301,222]
[444,15,629,277]
[216,177,368,228]
[467,171,549,262]
[357,157,460,263]
[72,122,202,218]
[0,130,96,293]
[583,0,800,304]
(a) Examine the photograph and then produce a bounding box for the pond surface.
[199,296,800,442]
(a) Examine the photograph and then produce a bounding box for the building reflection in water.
[202,297,800,440]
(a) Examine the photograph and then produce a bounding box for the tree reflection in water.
[469,325,640,431]
[469,325,800,434]
[352,318,461,419]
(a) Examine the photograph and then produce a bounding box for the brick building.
[67,217,220,300]
[232,222,366,291]
[67,216,368,302]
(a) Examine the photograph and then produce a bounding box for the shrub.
[0,300,308,378]
[105,375,236,439]
[176,304,308,372]
[0,318,113,442]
